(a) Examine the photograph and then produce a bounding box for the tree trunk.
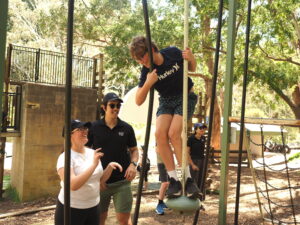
[202,15,221,150]
[292,83,300,120]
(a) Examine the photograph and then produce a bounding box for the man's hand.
[182,48,194,62]
[124,163,137,181]
[145,69,158,86]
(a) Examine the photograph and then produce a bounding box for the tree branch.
[249,70,298,116]
[203,46,227,54]
[189,72,212,82]
[258,44,300,66]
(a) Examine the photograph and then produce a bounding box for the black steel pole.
[234,0,252,224]
[0,0,8,199]
[132,1,155,224]
[64,0,74,224]
[193,0,223,224]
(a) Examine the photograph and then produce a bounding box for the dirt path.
[0,157,299,225]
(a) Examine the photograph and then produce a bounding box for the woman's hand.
[108,162,123,172]
[100,162,123,191]
[93,148,104,166]
[191,164,199,171]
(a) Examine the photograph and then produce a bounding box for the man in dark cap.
[87,92,138,225]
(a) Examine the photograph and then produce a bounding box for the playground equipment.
[1,0,299,224]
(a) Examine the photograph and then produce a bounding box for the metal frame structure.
[1,1,276,225]
[0,1,8,132]
[219,0,237,224]
[133,1,155,224]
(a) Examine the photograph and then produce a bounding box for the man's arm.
[135,69,158,106]
[129,146,139,165]
[124,146,139,181]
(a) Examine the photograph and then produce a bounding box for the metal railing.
[7,44,97,88]
[2,86,22,131]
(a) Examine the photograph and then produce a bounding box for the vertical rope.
[181,0,189,196]
[280,127,297,225]
[260,125,274,225]
[234,0,252,224]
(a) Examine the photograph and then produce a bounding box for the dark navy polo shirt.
[138,46,194,97]
[87,118,137,184]
[187,134,206,159]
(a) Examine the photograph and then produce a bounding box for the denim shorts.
[156,92,198,119]
[157,163,169,182]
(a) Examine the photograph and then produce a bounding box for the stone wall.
[11,83,97,201]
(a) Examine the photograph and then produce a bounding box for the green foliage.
[6,0,300,120]
[2,174,20,202]
[289,152,300,162]
[4,185,20,202]
[3,174,10,190]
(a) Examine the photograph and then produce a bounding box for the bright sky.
[131,0,169,9]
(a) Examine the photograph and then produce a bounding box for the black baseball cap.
[194,123,207,130]
[103,92,123,104]
[62,119,91,137]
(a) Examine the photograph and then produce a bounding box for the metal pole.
[64,0,74,224]
[193,0,224,223]
[218,0,237,224]
[133,1,154,224]
[234,0,252,224]
[0,0,8,132]
[0,0,8,199]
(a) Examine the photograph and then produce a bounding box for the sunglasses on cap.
[108,103,122,109]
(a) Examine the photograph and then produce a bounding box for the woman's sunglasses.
[108,103,122,109]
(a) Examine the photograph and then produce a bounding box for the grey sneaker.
[185,177,201,198]
[166,178,182,198]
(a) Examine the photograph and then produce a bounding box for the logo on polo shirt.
[118,131,124,136]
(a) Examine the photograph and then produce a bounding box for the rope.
[247,125,299,225]
[257,187,300,208]
[255,170,300,191]
[181,0,189,196]
[253,158,300,172]
[261,204,298,225]
[280,127,297,225]
[261,126,275,225]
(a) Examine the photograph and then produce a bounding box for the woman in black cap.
[55,120,122,225]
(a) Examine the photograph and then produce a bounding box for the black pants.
[54,199,100,225]
[190,158,204,185]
